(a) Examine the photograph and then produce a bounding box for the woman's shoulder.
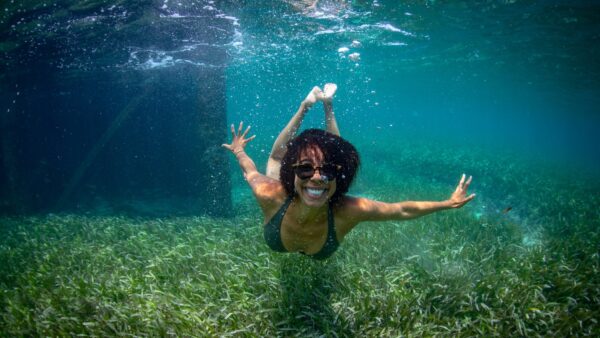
[251,177,288,209]
[335,195,369,212]
[331,195,366,238]
[333,195,371,221]
[333,195,380,223]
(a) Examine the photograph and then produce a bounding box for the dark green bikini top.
[263,195,339,260]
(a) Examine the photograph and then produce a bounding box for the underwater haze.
[226,0,600,170]
[1,0,599,336]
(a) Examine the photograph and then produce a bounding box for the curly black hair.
[280,129,360,205]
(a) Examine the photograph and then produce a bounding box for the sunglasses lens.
[294,164,314,179]
[321,164,338,178]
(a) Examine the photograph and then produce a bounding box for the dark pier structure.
[0,1,234,216]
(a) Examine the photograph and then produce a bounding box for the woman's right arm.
[222,122,259,180]
[222,122,283,211]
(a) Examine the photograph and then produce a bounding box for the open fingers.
[464,175,472,190]
[464,193,476,206]
[458,173,466,187]
[241,125,251,139]
[454,174,465,193]
[227,121,255,147]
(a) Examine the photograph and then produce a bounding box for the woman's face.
[293,146,337,208]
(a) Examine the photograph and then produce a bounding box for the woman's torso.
[261,189,358,255]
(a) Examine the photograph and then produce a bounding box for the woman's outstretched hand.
[448,174,476,208]
[222,122,255,155]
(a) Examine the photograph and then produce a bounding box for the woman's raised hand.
[448,174,476,208]
[303,86,323,107]
[222,122,255,154]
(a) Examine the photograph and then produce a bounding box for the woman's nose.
[311,168,328,182]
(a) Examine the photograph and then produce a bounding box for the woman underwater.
[223,84,476,260]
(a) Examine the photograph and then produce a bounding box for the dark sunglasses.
[292,163,341,181]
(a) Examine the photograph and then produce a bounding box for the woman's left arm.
[346,174,475,222]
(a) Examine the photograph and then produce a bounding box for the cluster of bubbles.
[337,40,362,63]
[227,1,420,70]
[1,0,243,71]
[224,1,426,135]
[125,0,239,70]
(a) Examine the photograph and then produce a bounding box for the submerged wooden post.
[0,82,20,213]
[55,82,154,210]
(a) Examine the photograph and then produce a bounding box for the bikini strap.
[327,201,336,235]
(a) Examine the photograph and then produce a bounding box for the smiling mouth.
[305,187,327,198]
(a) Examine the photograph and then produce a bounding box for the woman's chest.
[279,216,331,254]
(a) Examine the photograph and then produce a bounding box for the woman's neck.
[290,196,328,226]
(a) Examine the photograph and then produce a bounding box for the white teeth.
[306,188,325,197]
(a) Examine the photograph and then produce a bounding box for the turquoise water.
[223,0,600,227]
[226,0,600,172]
